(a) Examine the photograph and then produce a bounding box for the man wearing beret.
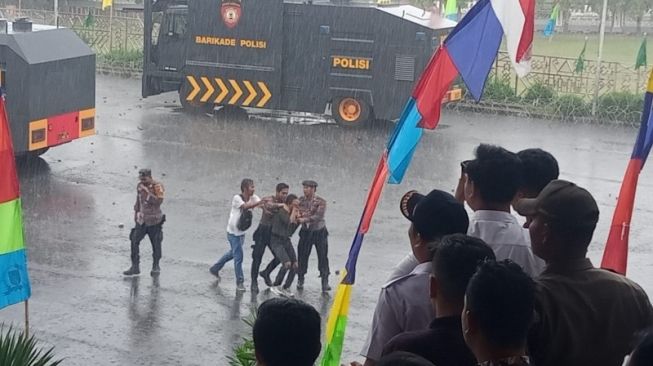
[123,168,165,276]
[296,180,330,292]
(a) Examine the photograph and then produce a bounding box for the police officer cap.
[302,180,318,188]
[139,168,152,178]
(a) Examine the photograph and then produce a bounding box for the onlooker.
[377,352,436,366]
[269,194,301,296]
[626,329,653,366]
[463,260,535,366]
[360,189,469,366]
[383,234,495,366]
[459,144,543,276]
[253,298,321,366]
[513,148,559,227]
[123,168,166,276]
[515,179,653,366]
[252,183,289,292]
[210,179,263,292]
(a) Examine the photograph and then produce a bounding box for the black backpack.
[237,195,253,231]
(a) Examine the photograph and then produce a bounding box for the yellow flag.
[102,0,112,10]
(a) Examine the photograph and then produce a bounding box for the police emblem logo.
[221,0,242,29]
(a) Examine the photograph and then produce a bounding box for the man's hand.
[298,217,309,224]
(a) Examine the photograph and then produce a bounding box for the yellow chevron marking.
[242,80,257,106]
[200,77,215,103]
[185,76,201,101]
[215,78,229,103]
[228,79,243,105]
[257,82,272,107]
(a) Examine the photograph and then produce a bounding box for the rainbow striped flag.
[0,91,31,309]
[601,68,653,275]
[320,0,534,363]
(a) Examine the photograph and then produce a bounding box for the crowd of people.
[123,144,653,366]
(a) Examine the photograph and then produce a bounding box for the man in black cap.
[123,168,165,276]
[359,189,469,366]
[515,180,653,366]
[296,180,330,292]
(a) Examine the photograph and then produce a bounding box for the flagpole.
[108,4,114,52]
[592,0,608,118]
[24,300,29,338]
[54,0,58,28]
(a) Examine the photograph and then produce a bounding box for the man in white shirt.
[359,189,469,365]
[210,178,263,292]
[459,144,544,277]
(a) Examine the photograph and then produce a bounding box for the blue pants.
[211,233,245,284]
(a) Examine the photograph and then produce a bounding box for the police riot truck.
[142,0,461,127]
[1,18,96,157]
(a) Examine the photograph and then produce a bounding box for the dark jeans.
[130,221,163,265]
[251,224,280,279]
[297,227,329,278]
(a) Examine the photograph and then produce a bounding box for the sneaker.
[281,286,295,298]
[209,267,220,280]
[151,264,161,276]
[236,283,246,292]
[259,271,273,287]
[251,282,259,293]
[270,286,284,297]
[123,266,140,276]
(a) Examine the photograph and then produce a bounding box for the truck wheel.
[179,85,213,114]
[334,97,370,127]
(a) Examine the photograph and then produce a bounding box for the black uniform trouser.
[297,227,329,278]
[130,221,163,265]
[251,224,280,279]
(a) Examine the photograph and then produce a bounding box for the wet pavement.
[1,75,652,365]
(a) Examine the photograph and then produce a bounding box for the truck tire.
[333,97,370,128]
[179,84,213,114]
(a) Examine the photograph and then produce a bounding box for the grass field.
[530,33,649,66]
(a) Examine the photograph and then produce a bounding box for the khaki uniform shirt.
[298,195,327,231]
[529,258,653,366]
[134,180,164,226]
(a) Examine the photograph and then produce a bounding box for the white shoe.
[270,286,284,297]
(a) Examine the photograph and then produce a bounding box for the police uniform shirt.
[360,262,435,362]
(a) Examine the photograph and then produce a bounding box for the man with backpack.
[210,178,263,292]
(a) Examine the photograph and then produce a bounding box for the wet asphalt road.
[1,75,652,365]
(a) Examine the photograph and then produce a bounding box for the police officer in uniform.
[123,169,165,277]
[296,180,330,292]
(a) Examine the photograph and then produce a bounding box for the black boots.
[123,264,140,276]
[297,275,305,290]
[321,276,331,293]
[151,262,161,276]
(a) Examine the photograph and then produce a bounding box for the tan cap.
[515,180,599,228]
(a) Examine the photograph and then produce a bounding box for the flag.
[601,69,653,275]
[320,0,534,363]
[543,3,560,37]
[445,0,457,21]
[636,37,647,70]
[102,0,112,10]
[84,10,95,28]
[575,39,587,74]
[0,91,31,309]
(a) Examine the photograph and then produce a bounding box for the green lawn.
[530,33,648,66]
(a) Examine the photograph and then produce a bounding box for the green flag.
[575,39,587,74]
[636,37,647,70]
[84,10,94,28]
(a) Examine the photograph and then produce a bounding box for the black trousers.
[270,235,298,288]
[297,227,329,278]
[251,224,280,279]
[130,221,163,265]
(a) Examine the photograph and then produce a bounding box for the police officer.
[359,189,469,365]
[123,169,165,277]
[296,180,330,292]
